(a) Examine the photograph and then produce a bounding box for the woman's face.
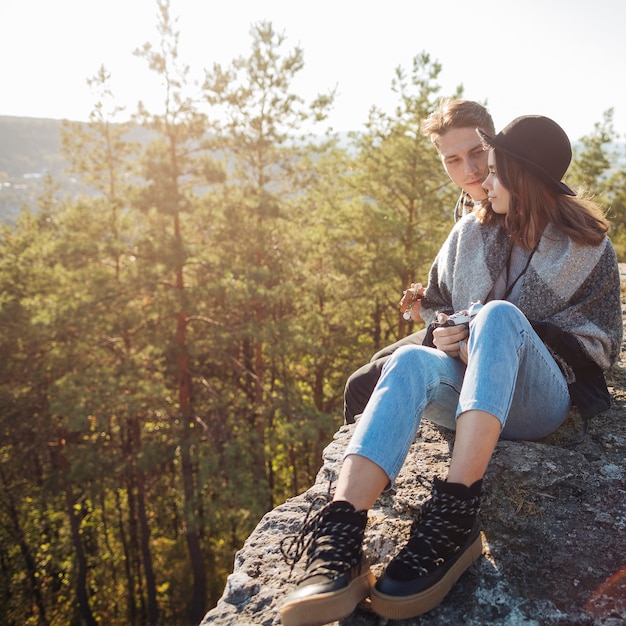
[482,149,510,214]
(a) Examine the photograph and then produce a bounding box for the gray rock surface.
[203,283,626,626]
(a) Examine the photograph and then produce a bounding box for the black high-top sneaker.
[370,477,483,620]
[280,499,374,626]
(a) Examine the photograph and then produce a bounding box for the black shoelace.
[280,492,332,575]
[280,496,365,582]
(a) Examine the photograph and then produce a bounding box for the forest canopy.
[1,1,624,624]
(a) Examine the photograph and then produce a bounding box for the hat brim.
[477,128,576,196]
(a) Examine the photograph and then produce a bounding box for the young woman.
[280,116,623,626]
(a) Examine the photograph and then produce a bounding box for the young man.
[343,98,495,424]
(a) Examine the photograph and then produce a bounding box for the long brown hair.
[476,149,609,249]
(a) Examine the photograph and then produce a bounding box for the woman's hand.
[400,282,424,322]
[458,339,468,365]
[432,313,469,361]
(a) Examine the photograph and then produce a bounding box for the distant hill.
[0,116,74,223]
[0,116,68,177]
[2,115,623,226]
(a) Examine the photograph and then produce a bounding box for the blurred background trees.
[0,1,624,624]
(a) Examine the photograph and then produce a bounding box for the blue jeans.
[345,300,571,481]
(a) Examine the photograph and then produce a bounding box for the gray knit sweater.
[421,214,622,417]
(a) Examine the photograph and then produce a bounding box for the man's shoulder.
[451,213,507,253]
[454,211,483,232]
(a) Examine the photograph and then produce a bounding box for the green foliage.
[568,109,626,256]
[347,52,461,348]
[1,2,624,625]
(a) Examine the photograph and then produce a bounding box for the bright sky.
[1,0,625,141]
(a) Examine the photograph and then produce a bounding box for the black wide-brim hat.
[477,115,576,196]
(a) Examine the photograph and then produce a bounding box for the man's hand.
[400,282,424,322]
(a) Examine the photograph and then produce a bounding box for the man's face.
[437,127,489,201]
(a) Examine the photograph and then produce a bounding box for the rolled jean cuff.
[456,400,507,429]
[343,445,402,484]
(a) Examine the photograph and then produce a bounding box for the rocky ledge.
[203,285,626,626]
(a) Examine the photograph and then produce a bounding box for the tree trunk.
[64,488,98,626]
[115,487,138,625]
[136,469,160,625]
[0,466,50,625]
[174,210,207,624]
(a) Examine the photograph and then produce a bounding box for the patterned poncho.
[421,214,623,418]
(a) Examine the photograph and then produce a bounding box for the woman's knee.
[471,300,526,334]
[382,345,449,385]
[478,299,521,319]
[385,344,427,369]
